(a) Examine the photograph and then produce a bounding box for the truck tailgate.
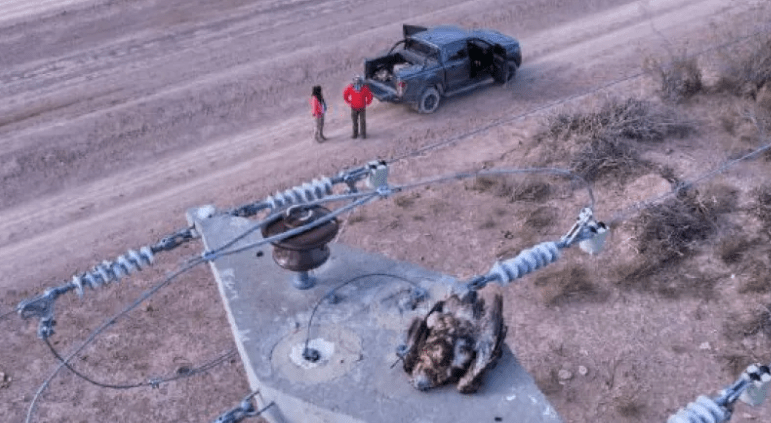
[365,80,397,102]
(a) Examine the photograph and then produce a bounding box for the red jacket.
[343,84,373,110]
[310,96,325,117]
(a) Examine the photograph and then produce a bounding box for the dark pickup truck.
[364,25,522,113]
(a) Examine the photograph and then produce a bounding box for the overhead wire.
[386,22,771,165]
[302,273,422,356]
[16,18,771,423]
[43,337,238,390]
[25,257,205,423]
[390,166,595,209]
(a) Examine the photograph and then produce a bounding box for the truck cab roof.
[408,25,516,51]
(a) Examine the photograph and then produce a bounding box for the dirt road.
[1,0,768,422]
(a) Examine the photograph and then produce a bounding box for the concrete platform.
[190,208,563,423]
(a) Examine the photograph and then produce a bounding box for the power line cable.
[43,337,237,390]
[391,166,595,209]
[301,273,424,361]
[0,308,16,321]
[25,257,205,423]
[386,22,771,165]
[207,192,380,261]
[609,136,771,224]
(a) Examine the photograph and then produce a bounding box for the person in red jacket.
[343,75,373,139]
[310,85,327,142]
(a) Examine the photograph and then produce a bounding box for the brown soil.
[1,0,771,422]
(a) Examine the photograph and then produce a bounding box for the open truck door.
[491,44,509,83]
[403,24,428,38]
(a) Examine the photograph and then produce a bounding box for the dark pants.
[314,115,325,142]
[351,108,366,138]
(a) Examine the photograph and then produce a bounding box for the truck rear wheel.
[415,87,440,114]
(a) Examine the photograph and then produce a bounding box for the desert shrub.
[569,136,643,182]
[512,180,552,202]
[467,176,551,203]
[716,236,752,264]
[700,183,739,215]
[534,267,608,307]
[467,175,496,193]
[541,98,691,142]
[739,274,770,294]
[616,190,720,298]
[724,306,771,339]
[630,184,739,264]
[750,185,771,228]
[645,53,703,102]
[715,34,771,97]
[524,206,559,231]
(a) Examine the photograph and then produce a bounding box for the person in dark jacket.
[343,75,373,139]
[310,85,327,142]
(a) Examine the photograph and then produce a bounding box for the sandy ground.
[1,0,771,421]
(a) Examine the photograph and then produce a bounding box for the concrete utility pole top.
[189,207,563,423]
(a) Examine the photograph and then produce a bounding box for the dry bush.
[466,175,513,199]
[644,53,703,102]
[618,265,720,300]
[724,306,771,339]
[541,98,692,142]
[716,236,753,264]
[535,267,608,307]
[700,183,739,215]
[634,190,719,261]
[524,206,559,232]
[569,136,644,183]
[512,180,552,202]
[749,185,771,229]
[739,274,770,295]
[393,192,419,208]
[467,176,551,203]
[347,212,366,224]
[467,175,497,193]
[616,189,734,298]
[615,397,645,418]
[715,34,771,98]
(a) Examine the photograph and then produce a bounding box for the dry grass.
[466,176,552,203]
[524,206,559,232]
[512,180,552,202]
[393,192,421,208]
[739,274,770,295]
[749,185,771,230]
[569,136,644,183]
[535,267,608,307]
[467,175,497,193]
[700,183,739,215]
[634,190,720,261]
[644,52,703,102]
[724,306,771,339]
[615,188,739,299]
[716,236,753,264]
[614,397,645,418]
[541,98,692,142]
[715,33,771,98]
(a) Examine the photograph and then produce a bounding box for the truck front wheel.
[415,87,441,114]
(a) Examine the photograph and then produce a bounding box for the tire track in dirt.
[0,0,740,222]
[0,0,753,287]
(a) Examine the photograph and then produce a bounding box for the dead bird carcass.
[398,292,507,393]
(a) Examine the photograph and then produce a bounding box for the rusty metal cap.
[262,205,339,250]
